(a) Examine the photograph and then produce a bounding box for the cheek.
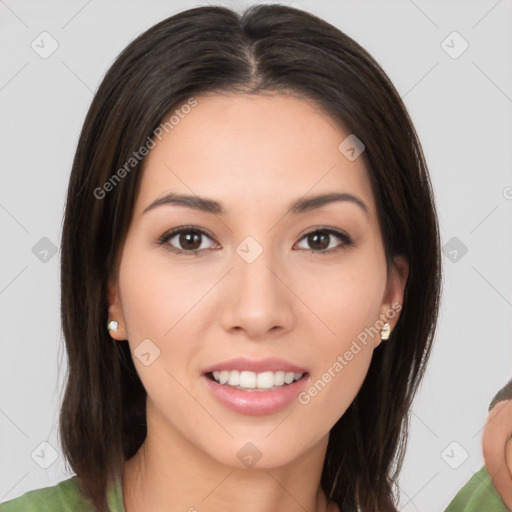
[293,252,385,426]
[117,246,206,419]
[296,250,386,343]
[116,242,209,404]
[118,238,206,341]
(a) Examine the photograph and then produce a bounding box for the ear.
[374,255,409,348]
[106,276,129,341]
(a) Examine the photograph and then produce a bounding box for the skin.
[107,92,409,512]
[483,399,512,508]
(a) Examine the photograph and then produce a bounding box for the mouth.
[201,369,311,415]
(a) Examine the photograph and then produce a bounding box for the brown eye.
[296,228,352,254]
[177,231,202,251]
[157,227,217,256]
[306,232,330,251]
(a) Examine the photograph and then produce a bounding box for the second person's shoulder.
[0,476,95,512]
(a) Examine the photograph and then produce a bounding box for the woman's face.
[107,92,408,469]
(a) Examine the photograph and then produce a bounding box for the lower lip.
[201,373,310,416]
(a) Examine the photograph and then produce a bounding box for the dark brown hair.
[59,3,442,511]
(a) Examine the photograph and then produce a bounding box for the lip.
[201,357,308,374]
[201,372,310,416]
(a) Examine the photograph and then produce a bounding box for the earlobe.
[375,256,409,347]
[106,277,128,340]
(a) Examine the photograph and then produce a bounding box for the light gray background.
[1,1,511,511]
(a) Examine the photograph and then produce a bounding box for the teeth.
[211,370,304,389]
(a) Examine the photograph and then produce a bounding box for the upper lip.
[202,357,308,375]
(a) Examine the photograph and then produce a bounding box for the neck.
[121,403,336,512]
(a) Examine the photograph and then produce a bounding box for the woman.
[0,3,441,511]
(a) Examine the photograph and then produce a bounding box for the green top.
[444,466,510,512]
[0,475,125,512]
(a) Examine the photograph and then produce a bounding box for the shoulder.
[444,465,509,511]
[0,476,95,512]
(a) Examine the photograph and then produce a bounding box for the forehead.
[133,92,375,219]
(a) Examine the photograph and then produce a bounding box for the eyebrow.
[142,192,369,217]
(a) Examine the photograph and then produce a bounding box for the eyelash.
[156,225,353,257]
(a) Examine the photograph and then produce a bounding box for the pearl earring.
[107,320,119,332]
[380,322,391,341]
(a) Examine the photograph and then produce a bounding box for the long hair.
[59,4,442,511]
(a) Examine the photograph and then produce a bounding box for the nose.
[220,245,295,339]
